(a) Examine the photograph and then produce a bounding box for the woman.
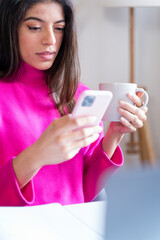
[0,0,147,206]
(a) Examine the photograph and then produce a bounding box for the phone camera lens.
[82,96,96,107]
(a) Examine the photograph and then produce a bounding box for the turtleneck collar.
[16,61,47,87]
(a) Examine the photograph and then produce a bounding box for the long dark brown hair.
[0,0,80,115]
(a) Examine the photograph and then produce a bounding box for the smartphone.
[72,90,113,125]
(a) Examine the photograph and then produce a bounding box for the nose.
[41,29,56,46]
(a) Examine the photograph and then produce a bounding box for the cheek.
[18,31,28,54]
[19,34,35,58]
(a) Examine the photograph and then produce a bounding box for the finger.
[63,148,81,161]
[59,133,100,158]
[72,125,103,140]
[70,115,98,130]
[57,125,102,149]
[120,117,137,132]
[119,101,147,122]
[62,132,100,161]
[71,133,100,149]
[52,115,98,134]
[136,91,144,98]
[127,93,144,108]
[119,108,144,128]
[142,106,148,114]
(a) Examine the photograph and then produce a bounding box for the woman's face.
[18,1,65,70]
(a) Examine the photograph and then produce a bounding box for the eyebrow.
[24,17,65,24]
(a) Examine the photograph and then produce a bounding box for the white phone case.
[72,90,113,125]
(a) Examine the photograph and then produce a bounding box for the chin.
[31,62,54,71]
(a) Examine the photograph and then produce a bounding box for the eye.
[28,26,41,31]
[54,27,65,33]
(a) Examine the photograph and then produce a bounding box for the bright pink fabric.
[0,62,123,206]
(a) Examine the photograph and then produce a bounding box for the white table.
[0,201,107,240]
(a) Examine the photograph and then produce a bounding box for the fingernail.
[128,92,134,97]
[119,108,124,113]
[119,100,125,106]
[120,117,126,122]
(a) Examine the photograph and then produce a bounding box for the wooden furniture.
[99,0,158,164]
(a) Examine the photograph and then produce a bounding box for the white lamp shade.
[99,0,160,7]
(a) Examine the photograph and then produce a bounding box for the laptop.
[105,165,160,240]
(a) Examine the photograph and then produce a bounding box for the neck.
[16,61,47,87]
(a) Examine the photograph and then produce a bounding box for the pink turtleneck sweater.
[0,62,123,206]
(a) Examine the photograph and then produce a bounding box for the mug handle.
[136,88,149,109]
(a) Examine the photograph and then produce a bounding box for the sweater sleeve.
[83,134,124,202]
[0,159,34,206]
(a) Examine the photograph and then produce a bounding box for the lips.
[36,51,56,61]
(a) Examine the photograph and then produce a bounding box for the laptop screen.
[105,165,160,240]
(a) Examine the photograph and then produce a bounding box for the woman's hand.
[114,91,148,135]
[102,92,148,158]
[33,115,102,167]
[13,115,102,189]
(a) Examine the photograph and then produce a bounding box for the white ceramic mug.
[99,83,149,122]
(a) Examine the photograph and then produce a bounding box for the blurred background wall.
[72,1,160,166]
